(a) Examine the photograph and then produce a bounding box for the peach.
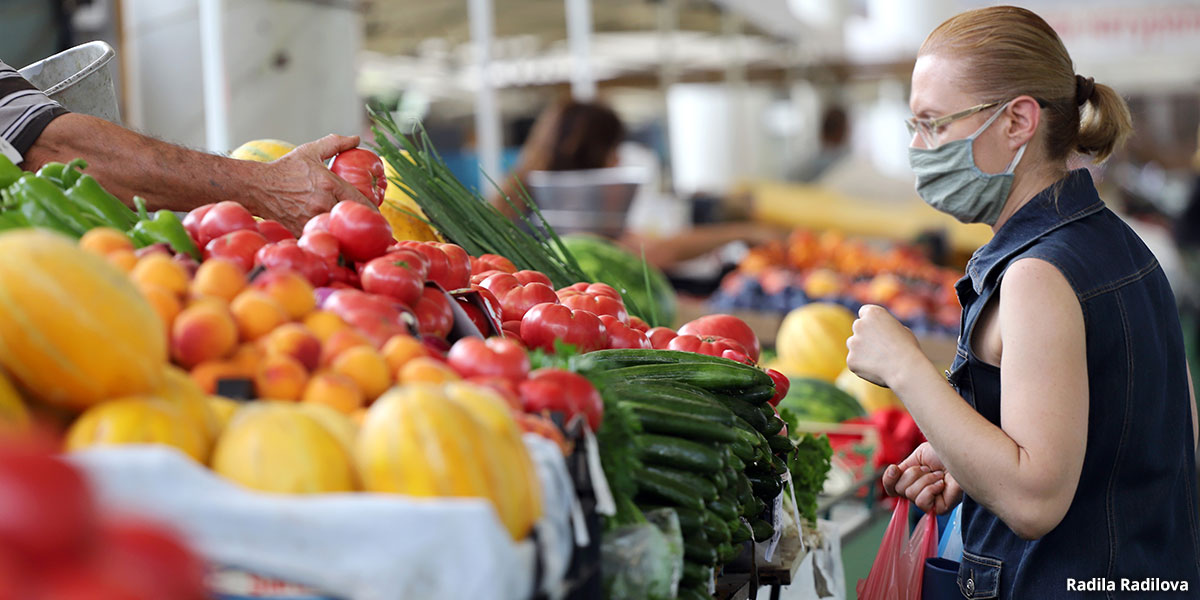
[252,270,316,320]
[106,249,138,274]
[131,253,189,297]
[229,290,289,342]
[171,303,238,368]
[230,343,264,373]
[397,357,460,385]
[260,323,321,371]
[137,282,182,331]
[302,371,365,415]
[381,334,427,374]
[330,345,391,401]
[303,310,348,343]
[254,355,308,401]
[79,227,134,256]
[192,259,246,302]
[190,360,250,395]
[319,329,371,367]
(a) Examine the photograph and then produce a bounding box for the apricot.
[252,270,316,320]
[397,357,460,385]
[319,329,371,367]
[254,355,308,401]
[79,227,134,256]
[171,303,238,368]
[192,259,246,302]
[137,282,182,330]
[302,371,365,415]
[230,343,264,373]
[330,346,391,401]
[380,334,427,374]
[302,310,348,343]
[106,249,138,274]
[260,323,321,371]
[131,253,189,296]
[230,290,289,342]
[189,360,249,395]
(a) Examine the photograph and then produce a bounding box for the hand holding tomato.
[330,148,386,206]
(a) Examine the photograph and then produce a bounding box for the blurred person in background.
[791,105,850,183]
[846,5,1199,597]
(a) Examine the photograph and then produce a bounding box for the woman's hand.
[882,442,963,515]
[846,304,923,388]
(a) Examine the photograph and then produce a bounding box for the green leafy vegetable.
[781,408,833,526]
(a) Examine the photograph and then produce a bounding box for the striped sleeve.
[0,60,68,164]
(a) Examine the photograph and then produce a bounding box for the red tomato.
[470,270,504,286]
[678,314,761,362]
[646,327,677,349]
[721,348,754,365]
[628,315,650,332]
[478,273,560,322]
[328,201,392,263]
[303,213,331,235]
[181,204,214,245]
[99,517,208,600]
[471,254,517,275]
[330,148,387,206]
[298,231,341,265]
[255,240,330,286]
[766,368,790,407]
[338,308,410,349]
[600,315,651,349]
[457,300,488,336]
[414,286,455,339]
[561,293,628,323]
[434,243,472,290]
[468,286,504,333]
[256,219,295,243]
[557,281,622,301]
[502,320,524,344]
[197,201,257,248]
[514,270,553,287]
[329,265,360,288]
[466,376,522,411]
[520,303,607,354]
[519,368,604,431]
[0,445,97,567]
[448,337,530,383]
[37,560,157,600]
[205,229,268,272]
[668,334,748,358]
[361,255,424,307]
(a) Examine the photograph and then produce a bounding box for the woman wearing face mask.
[847,6,1200,598]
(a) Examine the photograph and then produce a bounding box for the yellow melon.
[211,402,355,494]
[65,396,208,462]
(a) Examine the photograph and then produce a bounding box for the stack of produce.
[711,228,962,335]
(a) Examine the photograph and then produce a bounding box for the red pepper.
[765,368,790,407]
[519,302,607,354]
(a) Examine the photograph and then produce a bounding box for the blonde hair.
[920,5,1132,163]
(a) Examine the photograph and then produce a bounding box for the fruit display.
[711,228,962,335]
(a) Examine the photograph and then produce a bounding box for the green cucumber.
[644,465,719,501]
[723,399,770,432]
[591,362,772,394]
[749,473,783,499]
[637,434,725,473]
[729,519,752,544]
[711,469,728,489]
[759,403,784,435]
[619,398,734,427]
[608,380,738,413]
[730,435,755,461]
[751,518,776,542]
[708,496,739,522]
[678,585,713,600]
[682,562,712,586]
[718,542,741,563]
[718,384,776,404]
[671,507,704,533]
[703,511,731,544]
[637,468,705,510]
[581,348,754,369]
[767,433,794,455]
[684,538,717,565]
[630,405,738,443]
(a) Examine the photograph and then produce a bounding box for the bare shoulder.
[999,257,1083,331]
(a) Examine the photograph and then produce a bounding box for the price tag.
[0,138,20,165]
[763,489,784,562]
[784,471,804,548]
[583,427,616,516]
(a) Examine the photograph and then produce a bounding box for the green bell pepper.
[129,196,201,260]
[5,174,90,236]
[0,154,22,189]
[65,175,138,230]
[0,210,28,232]
[35,158,88,189]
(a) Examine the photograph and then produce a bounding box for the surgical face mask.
[907,102,1028,226]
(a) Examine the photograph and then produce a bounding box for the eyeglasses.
[905,101,1001,148]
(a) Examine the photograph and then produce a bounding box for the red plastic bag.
[857,499,940,600]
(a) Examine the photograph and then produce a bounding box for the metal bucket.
[18,41,121,124]
[526,166,649,238]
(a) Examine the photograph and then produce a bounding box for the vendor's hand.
[846,304,922,388]
[882,442,963,515]
[250,134,374,233]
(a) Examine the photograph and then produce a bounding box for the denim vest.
[947,169,1200,599]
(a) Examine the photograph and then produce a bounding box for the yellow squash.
[0,231,166,409]
[357,383,541,539]
[380,156,441,243]
[229,139,295,162]
[211,402,355,494]
[774,302,856,382]
[65,396,208,462]
[0,368,30,431]
[157,366,221,450]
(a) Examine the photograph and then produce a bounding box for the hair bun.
[1075,75,1095,105]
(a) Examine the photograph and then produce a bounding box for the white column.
[468,0,502,192]
[198,0,230,153]
[565,0,596,101]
